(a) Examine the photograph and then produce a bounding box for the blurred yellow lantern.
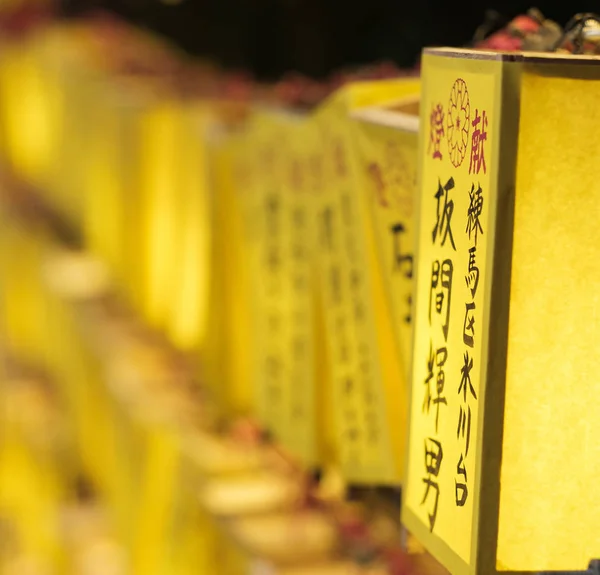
[312,78,419,485]
[351,96,420,389]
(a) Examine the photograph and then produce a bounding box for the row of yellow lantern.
[1,20,600,575]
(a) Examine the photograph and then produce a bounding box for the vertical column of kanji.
[456,108,487,510]
[288,153,307,422]
[368,155,414,354]
[260,138,286,438]
[321,130,360,472]
[286,138,316,462]
[422,185,455,531]
[370,133,416,368]
[339,150,384,478]
[336,129,391,480]
[420,84,459,533]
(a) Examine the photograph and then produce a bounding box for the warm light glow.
[139,103,183,329]
[498,61,600,572]
[167,107,212,354]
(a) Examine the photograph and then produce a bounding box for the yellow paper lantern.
[312,78,420,485]
[403,48,600,574]
[351,96,420,392]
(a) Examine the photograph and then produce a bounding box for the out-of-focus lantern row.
[0,9,599,575]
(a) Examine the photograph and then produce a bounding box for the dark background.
[59,0,600,80]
